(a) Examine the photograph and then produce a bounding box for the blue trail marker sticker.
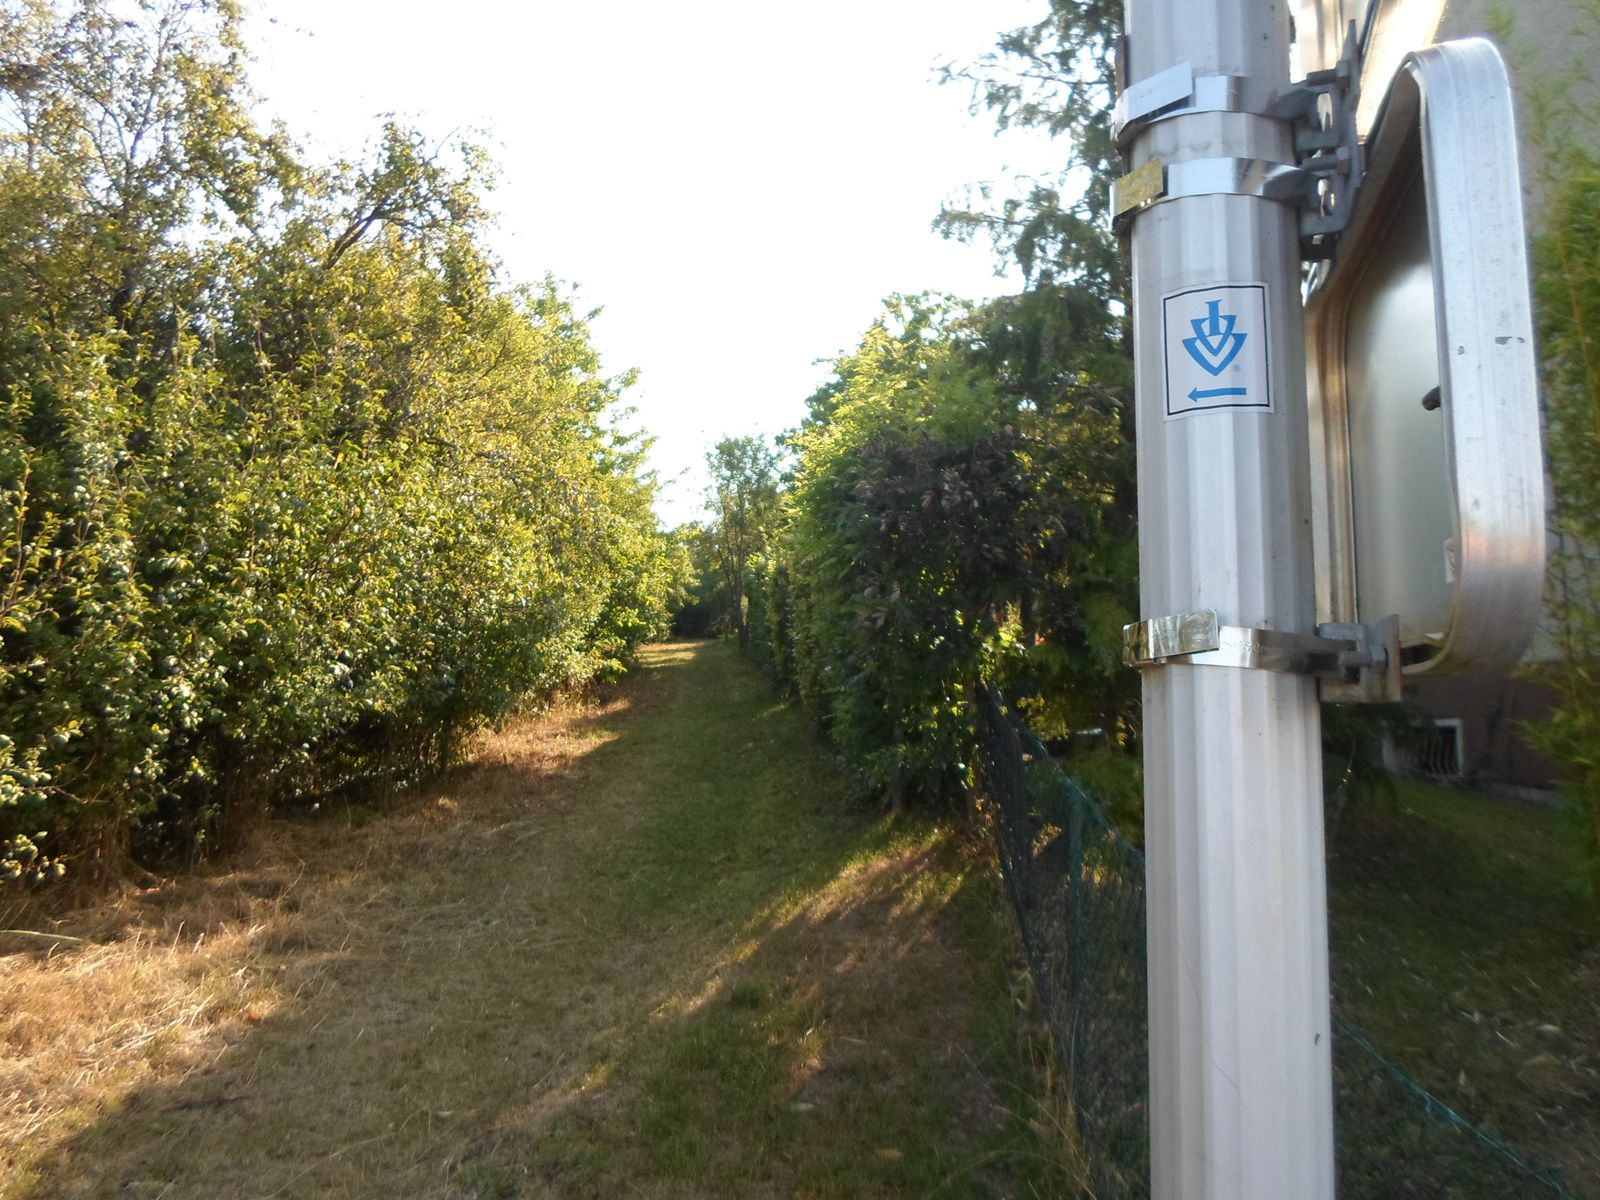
[1161,283,1271,418]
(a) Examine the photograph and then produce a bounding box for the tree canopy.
[732,2,1139,808]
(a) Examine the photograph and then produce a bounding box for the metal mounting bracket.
[1111,23,1364,258]
[1122,609,1401,703]
[1269,20,1364,260]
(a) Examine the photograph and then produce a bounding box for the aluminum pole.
[1122,1,1336,1197]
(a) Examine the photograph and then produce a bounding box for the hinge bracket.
[1268,20,1365,260]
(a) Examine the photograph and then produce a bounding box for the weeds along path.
[1,641,1063,1199]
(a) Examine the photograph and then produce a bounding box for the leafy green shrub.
[0,0,680,884]
[756,296,1136,808]
[1529,141,1600,911]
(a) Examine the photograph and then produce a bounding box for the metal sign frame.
[1306,36,1545,675]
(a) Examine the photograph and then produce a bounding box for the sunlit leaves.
[0,0,680,883]
[703,436,780,645]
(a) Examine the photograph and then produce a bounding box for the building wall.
[1404,674,1565,788]
[1436,0,1600,221]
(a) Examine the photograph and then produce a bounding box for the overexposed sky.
[247,1,1060,525]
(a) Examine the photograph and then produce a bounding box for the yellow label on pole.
[1111,157,1166,217]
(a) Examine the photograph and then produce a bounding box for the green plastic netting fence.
[976,685,1578,1199]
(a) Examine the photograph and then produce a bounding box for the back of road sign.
[1306,37,1545,675]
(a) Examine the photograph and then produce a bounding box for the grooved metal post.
[1122,1,1337,1197]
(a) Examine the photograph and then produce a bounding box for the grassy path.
[2,642,1064,1198]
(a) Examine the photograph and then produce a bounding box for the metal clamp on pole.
[1112,63,1283,148]
[1111,23,1364,257]
[1112,156,1314,232]
[1123,609,1401,702]
[1166,156,1314,205]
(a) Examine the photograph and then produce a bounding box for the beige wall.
[1286,0,1446,130]
[1291,0,1599,222]
[1439,0,1600,221]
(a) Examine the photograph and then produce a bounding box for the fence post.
[1118,1,1337,1196]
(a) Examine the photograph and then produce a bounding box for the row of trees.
[658,3,1141,809]
[0,0,683,885]
[670,438,780,644]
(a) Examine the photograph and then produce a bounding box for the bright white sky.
[247,0,1061,526]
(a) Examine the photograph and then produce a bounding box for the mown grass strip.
[2,641,1068,1199]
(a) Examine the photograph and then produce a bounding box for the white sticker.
[1162,283,1272,419]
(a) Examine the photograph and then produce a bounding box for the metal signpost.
[1115,2,1337,1195]
[1113,0,1544,1195]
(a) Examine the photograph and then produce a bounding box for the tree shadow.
[6,642,1052,1199]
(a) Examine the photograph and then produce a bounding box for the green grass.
[1330,779,1600,1196]
[2,642,1071,1199]
[25,644,1591,1197]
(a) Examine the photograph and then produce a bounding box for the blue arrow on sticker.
[1189,386,1249,402]
[1183,300,1247,376]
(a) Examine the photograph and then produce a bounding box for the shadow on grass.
[7,642,1060,1200]
[1329,784,1600,1196]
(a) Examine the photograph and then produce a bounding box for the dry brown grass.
[0,643,1064,1199]
[0,681,629,1198]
